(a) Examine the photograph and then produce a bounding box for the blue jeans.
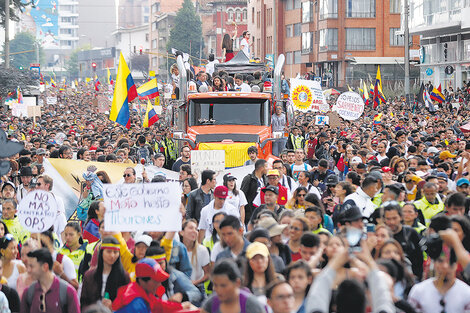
[272,138,287,157]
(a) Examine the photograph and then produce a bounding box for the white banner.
[333,91,364,121]
[18,190,57,233]
[290,79,329,112]
[191,150,225,176]
[103,182,182,232]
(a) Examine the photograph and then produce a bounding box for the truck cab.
[168,53,294,167]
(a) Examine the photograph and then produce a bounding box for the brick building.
[248,0,419,86]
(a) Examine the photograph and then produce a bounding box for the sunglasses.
[123,173,133,178]
[297,193,307,197]
[289,225,302,231]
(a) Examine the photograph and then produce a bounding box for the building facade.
[119,0,150,28]
[409,0,470,89]
[249,0,419,86]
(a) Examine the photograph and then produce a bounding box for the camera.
[29,177,38,189]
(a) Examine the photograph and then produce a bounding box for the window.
[302,32,313,53]
[346,28,376,50]
[286,0,293,10]
[390,0,401,13]
[346,0,376,17]
[319,28,338,51]
[294,51,302,64]
[267,8,273,26]
[302,1,313,22]
[152,22,157,30]
[145,33,149,42]
[257,11,260,27]
[236,9,242,22]
[389,28,404,46]
[257,38,260,55]
[294,23,301,37]
[144,16,149,23]
[286,24,293,37]
[228,9,234,21]
[294,0,302,9]
[252,8,255,23]
[286,52,293,64]
[152,39,157,49]
[243,9,247,21]
[152,57,157,67]
[320,0,338,19]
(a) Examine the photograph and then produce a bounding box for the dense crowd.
[1,77,470,313]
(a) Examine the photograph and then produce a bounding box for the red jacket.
[112,282,182,313]
[259,184,289,205]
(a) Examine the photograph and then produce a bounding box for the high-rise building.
[249,0,419,86]
[119,0,150,28]
[408,0,470,88]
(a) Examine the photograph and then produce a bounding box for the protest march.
[1,49,470,313]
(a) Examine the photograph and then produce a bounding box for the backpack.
[136,146,150,163]
[211,288,251,313]
[27,279,68,312]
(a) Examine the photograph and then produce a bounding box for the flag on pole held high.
[107,68,114,85]
[142,100,159,128]
[372,66,386,108]
[417,83,435,112]
[430,84,445,103]
[137,78,160,100]
[109,53,138,129]
[94,75,101,91]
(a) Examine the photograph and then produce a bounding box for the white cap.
[135,234,152,247]
[427,147,439,154]
[350,156,362,165]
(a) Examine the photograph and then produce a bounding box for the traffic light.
[444,43,448,61]
[92,62,97,72]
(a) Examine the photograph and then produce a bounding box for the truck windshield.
[188,98,270,126]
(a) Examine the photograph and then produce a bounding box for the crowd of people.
[1,76,470,313]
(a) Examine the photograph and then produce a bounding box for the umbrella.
[323,88,341,96]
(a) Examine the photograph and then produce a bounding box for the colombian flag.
[94,76,101,91]
[362,80,369,106]
[430,84,445,103]
[51,78,56,88]
[109,53,137,129]
[143,100,159,127]
[373,66,386,108]
[373,113,382,124]
[17,87,23,104]
[137,78,160,100]
[107,68,114,85]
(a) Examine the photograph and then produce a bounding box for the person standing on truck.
[222,27,237,62]
[240,31,252,58]
[272,104,287,157]
[206,54,219,76]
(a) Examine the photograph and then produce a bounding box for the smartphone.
[366,223,375,233]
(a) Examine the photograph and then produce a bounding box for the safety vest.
[413,222,427,235]
[413,197,445,226]
[313,225,331,236]
[289,133,304,150]
[155,140,168,156]
[165,137,177,160]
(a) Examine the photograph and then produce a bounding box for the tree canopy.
[7,32,43,70]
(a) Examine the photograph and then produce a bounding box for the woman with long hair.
[83,200,105,243]
[59,222,91,278]
[182,178,198,207]
[81,237,130,310]
[96,170,111,184]
[243,242,277,305]
[288,217,310,262]
[180,219,210,298]
[203,212,226,262]
[370,224,393,259]
[0,234,25,289]
[222,27,237,62]
[285,187,314,211]
[223,174,247,224]
[212,76,226,91]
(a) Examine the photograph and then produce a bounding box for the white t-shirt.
[188,245,210,282]
[206,60,219,76]
[198,200,240,239]
[52,251,77,281]
[408,278,470,313]
[240,38,250,57]
[226,190,247,211]
[102,273,109,297]
[291,163,312,181]
[235,82,251,92]
[210,241,224,262]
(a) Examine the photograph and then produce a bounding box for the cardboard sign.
[46,96,57,105]
[103,182,182,232]
[290,79,329,112]
[18,190,57,233]
[326,111,342,129]
[27,106,41,118]
[333,91,364,121]
[315,115,329,125]
[191,150,225,176]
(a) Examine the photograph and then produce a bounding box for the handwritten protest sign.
[315,115,329,125]
[46,96,57,105]
[333,91,364,121]
[290,79,329,112]
[191,150,225,177]
[18,190,57,233]
[103,182,182,232]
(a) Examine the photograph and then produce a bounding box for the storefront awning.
[350,57,404,65]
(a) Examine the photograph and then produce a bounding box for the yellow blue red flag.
[143,100,159,127]
[109,53,137,129]
[430,84,445,103]
[107,68,114,85]
[137,79,160,100]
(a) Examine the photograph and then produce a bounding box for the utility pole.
[273,0,277,65]
[5,0,10,69]
[404,0,410,103]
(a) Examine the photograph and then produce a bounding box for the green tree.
[65,49,79,79]
[7,32,43,69]
[0,1,32,26]
[167,0,202,66]
[0,67,38,101]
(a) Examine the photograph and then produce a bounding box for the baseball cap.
[36,148,46,155]
[457,178,470,187]
[350,156,362,165]
[367,170,383,181]
[436,172,448,182]
[319,132,328,138]
[427,147,439,154]
[261,185,279,195]
[245,242,270,259]
[267,169,280,177]
[1,181,16,192]
[135,235,152,247]
[135,258,169,282]
[339,202,363,223]
[257,217,287,237]
[223,173,236,183]
[381,166,392,173]
[439,150,457,160]
[214,185,228,199]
